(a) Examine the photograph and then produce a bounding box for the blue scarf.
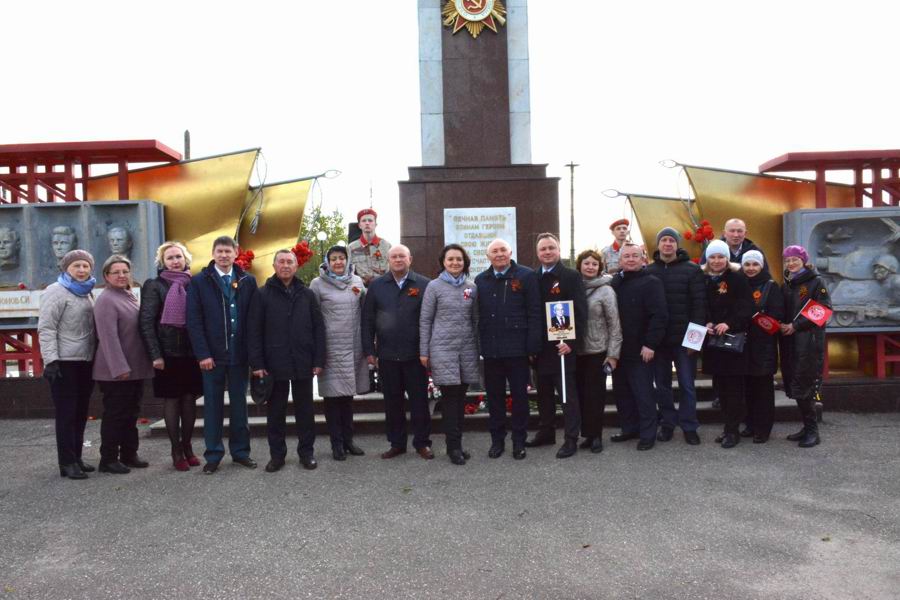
[788,267,808,281]
[439,270,467,287]
[57,272,96,297]
[323,261,353,284]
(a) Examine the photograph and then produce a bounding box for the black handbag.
[706,332,747,353]
[250,374,274,404]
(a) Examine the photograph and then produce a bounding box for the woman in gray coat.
[419,244,480,465]
[309,246,368,461]
[574,249,622,454]
[38,249,97,480]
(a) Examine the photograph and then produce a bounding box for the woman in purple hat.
[780,245,831,448]
[139,241,204,471]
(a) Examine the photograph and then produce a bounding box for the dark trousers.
[49,361,94,466]
[483,356,530,446]
[745,375,775,438]
[201,363,250,463]
[268,378,315,459]
[613,359,657,442]
[575,353,608,439]
[98,380,143,463]
[440,384,468,452]
[323,395,355,450]
[653,346,700,432]
[714,375,746,435]
[535,363,581,442]
[380,359,431,450]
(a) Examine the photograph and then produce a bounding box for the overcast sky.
[6,1,899,250]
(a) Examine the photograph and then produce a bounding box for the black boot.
[786,427,807,441]
[59,463,88,479]
[798,418,820,448]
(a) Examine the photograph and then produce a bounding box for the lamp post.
[316,230,327,258]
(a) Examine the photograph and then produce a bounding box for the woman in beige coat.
[38,249,97,480]
[574,249,622,454]
[309,246,369,461]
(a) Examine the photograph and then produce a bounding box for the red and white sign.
[752,312,781,336]
[799,299,833,328]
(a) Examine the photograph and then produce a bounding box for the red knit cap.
[357,208,378,222]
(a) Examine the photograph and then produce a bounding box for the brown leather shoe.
[416,446,435,460]
[380,447,407,459]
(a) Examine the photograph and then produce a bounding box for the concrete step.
[149,391,800,438]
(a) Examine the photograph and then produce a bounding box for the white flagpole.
[560,348,567,404]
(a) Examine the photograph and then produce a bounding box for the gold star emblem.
[442,0,507,39]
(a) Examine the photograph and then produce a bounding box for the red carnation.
[691,257,700,264]
[291,241,314,267]
[700,219,710,226]
[683,231,693,240]
[464,403,478,415]
[505,396,513,414]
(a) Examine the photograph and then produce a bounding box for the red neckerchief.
[359,234,381,247]
[611,241,622,252]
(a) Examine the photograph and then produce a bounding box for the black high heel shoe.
[59,463,88,479]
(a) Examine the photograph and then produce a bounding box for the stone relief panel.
[784,208,900,332]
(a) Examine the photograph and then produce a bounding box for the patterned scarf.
[57,272,96,297]
[159,269,192,327]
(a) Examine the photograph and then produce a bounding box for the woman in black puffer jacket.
[702,241,753,449]
[780,245,831,448]
[139,241,204,471]
[740,251,784,443]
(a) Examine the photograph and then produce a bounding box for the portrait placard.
[682,321,707,351]
[546,300,575,341]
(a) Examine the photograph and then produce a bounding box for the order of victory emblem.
[443,0,507,38]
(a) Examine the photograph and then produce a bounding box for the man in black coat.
[186,235,258,473]
[526,233,587,458]
[361,244,433,460]
[475,238,542,460]
[645,228,707,445]
[610,242,668,450]
[701,218,769,277]
[248,249,325,472]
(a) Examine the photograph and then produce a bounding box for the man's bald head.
[487,238,512,271]
[723,218,747,249]
[388,244,412,277]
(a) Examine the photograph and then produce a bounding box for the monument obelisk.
[399,0,560,277]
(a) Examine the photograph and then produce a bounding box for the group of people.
[37,208,829,480]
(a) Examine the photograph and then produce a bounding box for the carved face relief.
[107,227,133,255]
[51,229,77,259]
[0,227,20,267]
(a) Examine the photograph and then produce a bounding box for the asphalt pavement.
[1,413,898,599]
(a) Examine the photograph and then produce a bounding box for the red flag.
[799,299,833,328]
[752,312,781,335]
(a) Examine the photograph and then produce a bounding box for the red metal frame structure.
[0,140,181,203]
[0,140,181,377]
[760,149,900,379]
[760,149,900,209]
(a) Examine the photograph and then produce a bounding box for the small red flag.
[752,312,781,335]
[799,299,833,328]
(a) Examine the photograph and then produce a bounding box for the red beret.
[609,218,630,230]
[357,208,378,222]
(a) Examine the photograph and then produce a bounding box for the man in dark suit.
[475,238,542,460]
[526,233,587,458]
[248,249,326,472]
[361,244,433,460]
[186,235,258,473]
[610,242,668,451]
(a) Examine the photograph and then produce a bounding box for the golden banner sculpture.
[86,149,312,283]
